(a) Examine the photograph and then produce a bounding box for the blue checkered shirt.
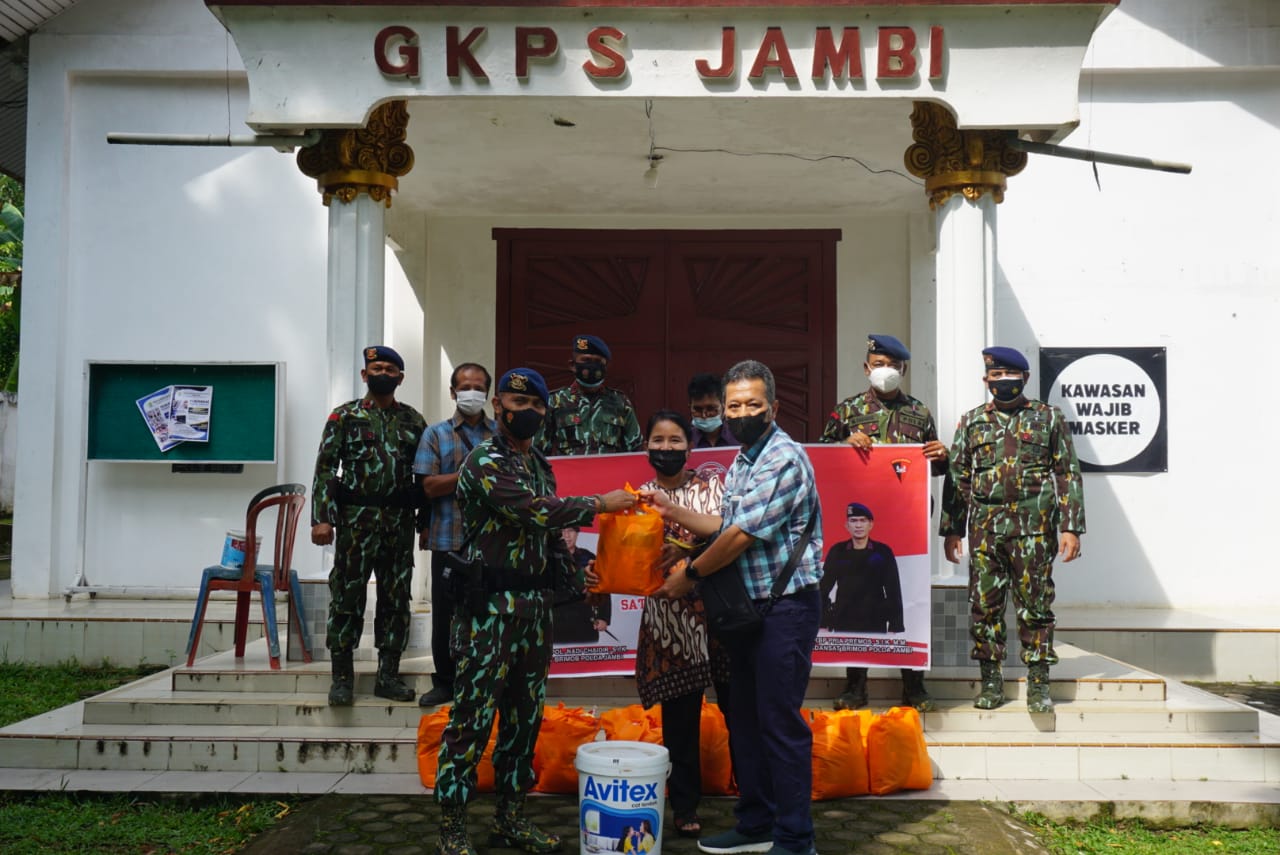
[721,425,823,599]
[413,412,497,551]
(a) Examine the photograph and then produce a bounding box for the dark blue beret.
[363,345,404,371]
[982,346,1030,372]
[572,334,611,360]
[846,502,874,520]
[497,368,549,405]
[866,334,910,362]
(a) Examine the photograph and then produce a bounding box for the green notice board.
[87,363,279,462]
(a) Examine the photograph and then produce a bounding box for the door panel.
[497,229,838,442]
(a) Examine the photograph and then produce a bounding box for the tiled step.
[5,719,1275,779]
[82,687,1248,734]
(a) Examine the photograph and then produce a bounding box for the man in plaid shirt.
[413,362,496,708]
[651,360,824,855]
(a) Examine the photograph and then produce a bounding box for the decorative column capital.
[296,100,415,207]
[904,102,1027,210]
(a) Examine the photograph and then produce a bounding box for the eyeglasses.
[691,404,722,418]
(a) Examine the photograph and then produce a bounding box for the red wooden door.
[496,229,838,442]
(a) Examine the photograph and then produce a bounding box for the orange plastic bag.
[592,493,664,596]
[699,700,735,796]
[416,706,500,792]
[809,708,871,799]
[533,703,601,793]
[866,706,933,795]
[600,704,664,744]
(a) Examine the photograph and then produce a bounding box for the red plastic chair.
[184,483,311,669]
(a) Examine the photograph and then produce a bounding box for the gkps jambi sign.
[1041,347,1168,473]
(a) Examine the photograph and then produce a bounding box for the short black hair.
[687,372,722,402]
[450,362,492,392]
[723,360,776,404]
[646,409,692,443]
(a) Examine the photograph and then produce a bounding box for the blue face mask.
[692,415,722,433]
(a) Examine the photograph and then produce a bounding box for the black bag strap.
[765,509,820,607]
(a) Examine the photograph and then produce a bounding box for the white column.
[933,193,997,449]
[326,194,386,407]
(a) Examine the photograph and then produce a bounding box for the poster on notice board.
[136,385,213,451]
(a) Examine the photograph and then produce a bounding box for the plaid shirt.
[721,424,823,599]
[412,411,497,550]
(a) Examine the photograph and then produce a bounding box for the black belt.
[336,485,421,509]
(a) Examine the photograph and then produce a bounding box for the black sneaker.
[697,829,773,855]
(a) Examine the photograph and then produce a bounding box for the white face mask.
[868,366,903,394]
[455,389,487,416]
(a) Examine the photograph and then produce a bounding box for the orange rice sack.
[810,708,871,800]
[866,706,932,795]
[533,703,601,794]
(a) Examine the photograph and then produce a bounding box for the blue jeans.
[726,588,821,852]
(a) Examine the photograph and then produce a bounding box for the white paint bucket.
[575,740,670,855]
[220,530,262,571]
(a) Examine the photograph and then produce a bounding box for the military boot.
[374,650,416,702]
[833,667,868,710]
[974,660,1005,710]
[438,803,478,855]
[327,650,354,707]
[1026,662,1054,714]
[901,669,936,712]
[491,793,563,853]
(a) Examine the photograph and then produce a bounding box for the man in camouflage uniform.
[940,346,1085,713]
[819,334,948,712]
[435,367,635,855]
[311,345,426,706]
[538,333,643,456]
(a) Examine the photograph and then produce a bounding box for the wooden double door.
[495,229,839,442]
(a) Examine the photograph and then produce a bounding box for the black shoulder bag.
[699,511,819,644]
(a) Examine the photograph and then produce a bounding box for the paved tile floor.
[241,793,1050,855]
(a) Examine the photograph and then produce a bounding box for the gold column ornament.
[296,101,414,206]
[904,102,1027,209]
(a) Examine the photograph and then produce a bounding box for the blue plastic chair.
[184,484,311,669]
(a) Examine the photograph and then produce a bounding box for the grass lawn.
[0,662,297,853]
[0,661,167,728]
[0,793,290,855]
[1024,812,1280,854]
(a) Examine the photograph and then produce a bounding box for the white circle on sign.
[1046,354,1160,467]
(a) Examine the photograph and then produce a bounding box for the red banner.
[548,444,932,676]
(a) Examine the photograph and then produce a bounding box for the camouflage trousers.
[326,523,414,655]
[434,610,551,806]
[967,529,1059,665]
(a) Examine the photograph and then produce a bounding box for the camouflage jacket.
[820,388,946,475]
[539,383,643,456]
[311,398,426,531]
[939,399,1086,538]
[457,432,598,618]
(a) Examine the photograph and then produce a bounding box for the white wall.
[995,0,1280,607]
[13,0,331,595]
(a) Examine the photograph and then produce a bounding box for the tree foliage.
[0,174,22,394]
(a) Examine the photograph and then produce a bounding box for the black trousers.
[660,680,732,819]
[430,550,457,689]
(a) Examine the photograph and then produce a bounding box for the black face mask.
[988,378,1024,403]
[648,449,688,477]
[500,405,545,440]
[366,374,400,396]
[726,412,772,447]
[574,362,606,388]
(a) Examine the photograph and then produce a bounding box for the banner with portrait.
[546,444,932,677]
